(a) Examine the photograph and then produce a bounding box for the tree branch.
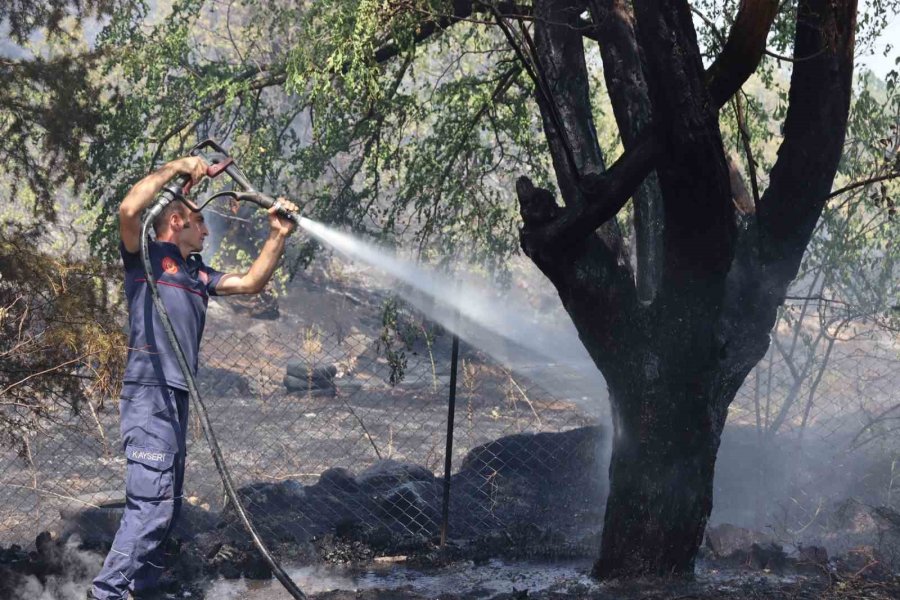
[519,132,661,250]
[758,0,857,282]
[527,0,605,204]
[514,0,640,364]
[705,0,781,107]
[374,1,532,64]
[588,0,663,302]
[827,171,900,199]
[731,93,761,212]
[148,1,529,163]
[727,152,756,214]
[628,0,736,289]
[720,0,857,377]
[522,0,778,256]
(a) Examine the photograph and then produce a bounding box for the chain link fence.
[0,303,605,559]
[713,299,900,562]
[0,296,897,562]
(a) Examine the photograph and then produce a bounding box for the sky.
[857,4,900,79]
[2,4,899,79]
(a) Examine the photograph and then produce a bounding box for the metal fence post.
[440,333,460,547]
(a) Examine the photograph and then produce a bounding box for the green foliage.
[1,55,98,217]
[1,0,897,457]
[0,0,120,44]
[4,0,899,340]
[376,295,444,386]
[378,297,408,385]
[0,8,130,450]
[77,0,547,273]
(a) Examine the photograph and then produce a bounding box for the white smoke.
[4,536,104,600]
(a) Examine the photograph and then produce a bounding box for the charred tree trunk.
[598,379,726,576]
[512,0,856,579]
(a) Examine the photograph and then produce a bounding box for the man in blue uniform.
[90,156,298,600]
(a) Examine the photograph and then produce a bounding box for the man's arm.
[119,157,207,253]
[214,199,298,296]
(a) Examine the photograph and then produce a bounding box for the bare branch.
[705,0,781,107]
[732,94,761,212]
[727,153,756,214]
[827,171,900,199]
[758,0,857,276]
[0,352,100,398]
[519,132,661,250]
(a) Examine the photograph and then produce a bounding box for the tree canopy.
[52,1,891,296]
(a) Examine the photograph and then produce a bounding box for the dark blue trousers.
[92,384,188,599]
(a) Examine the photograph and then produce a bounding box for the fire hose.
[140,139,306,599]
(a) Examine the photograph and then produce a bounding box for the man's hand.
[268,197,299,238]
[215,196,300,296]
[168,156,208,186]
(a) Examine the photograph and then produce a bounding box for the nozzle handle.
[235,191,299,223]
[189,138,255,192]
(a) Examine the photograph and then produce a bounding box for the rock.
[284,373,337,396]
[318,467,359,493]
[836,545,891,579]
[198,366,252,396]
[379,481,440,532]
[333,520,395,552]
[705,524,774,559]
[236,480,306,508]
[356,459,435,490]
[34,531,54,556]
[832,499,881,534]
[314,532,375,564]
[228,291,279,320]
[284,363,338,394]
[459,426,603,478]
[0,544,27,565]
[286,361,338,383]
[62,502,215,546]
[209,542,271,579]
[223,480,317,544]
[874,505,900,529]
[748,542,788,572]
[334,519,370,540]
[797,544,829,565]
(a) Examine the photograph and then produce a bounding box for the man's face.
[173,209,209,253]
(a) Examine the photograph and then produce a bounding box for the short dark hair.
[151,201,190,236]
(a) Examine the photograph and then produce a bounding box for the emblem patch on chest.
[161,256,179,274]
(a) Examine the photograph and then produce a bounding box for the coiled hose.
[139,206,307,599]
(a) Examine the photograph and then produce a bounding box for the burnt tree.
[512,0,856,578]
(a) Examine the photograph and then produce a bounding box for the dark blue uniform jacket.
[120,240,225,390]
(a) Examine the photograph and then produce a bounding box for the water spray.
[296,219,608,412]
[140,139,307,600]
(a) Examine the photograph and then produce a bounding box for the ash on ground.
[3,425,899,599]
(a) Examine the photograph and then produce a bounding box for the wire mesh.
[0,314,602,556]
[0,297,897,562]
[718,301,900,549]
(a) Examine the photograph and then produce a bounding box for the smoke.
[204,560,598,599]
[1,536,104,600]
[204,564,363,598]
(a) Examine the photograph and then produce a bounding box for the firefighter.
[90,157,297,599]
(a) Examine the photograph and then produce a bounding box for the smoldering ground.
[0,534,103,600]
